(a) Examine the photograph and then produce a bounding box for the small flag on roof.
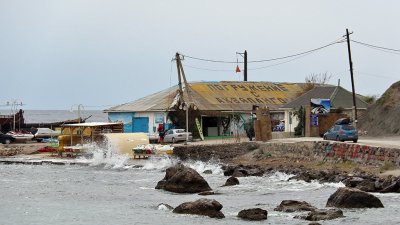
[235,65,241,73]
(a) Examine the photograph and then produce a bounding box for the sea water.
[1,150,400,225]
[0,110,108,124]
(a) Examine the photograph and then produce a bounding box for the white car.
[33,128,61,141]
[163,129,193,143]
[147,133,159,143]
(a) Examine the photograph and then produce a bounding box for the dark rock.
[308,223,322,225]
[289,172,312,183]
[247,143,259,151]
[223,176,239,186]
[237,208,268,221]
[157,203,174,211]
[379,176,396,190]
[326,187,384,208]
[223,165,264,177]
[155,164,212,193]
[222,165,236,176]
[274,200,316,212]
[232,169,247,177]
[246,167,265,176]
[198,191,215,196]
[203,169,213,174]
[295,209,344,221]
[344,177,364,188]
[355,179,377,192]
[173,198,225,219]
[380,180,400,193]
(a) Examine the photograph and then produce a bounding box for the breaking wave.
[78,142,130,169]
[183,160,224,175]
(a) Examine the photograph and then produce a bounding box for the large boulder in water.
[173,198,224,219]
[274,200,316,212]
[222,176,239,186]
[326,187,384,208]
[237,208,268,221]
[295,209,344,221]
[155,164,212,193]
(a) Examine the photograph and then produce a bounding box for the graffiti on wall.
[324,143,396,162]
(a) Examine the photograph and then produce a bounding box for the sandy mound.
[358,81,400,136]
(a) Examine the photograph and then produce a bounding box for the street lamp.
[71,104,84,123]
[181,102,197,144]
[6,100,23,131]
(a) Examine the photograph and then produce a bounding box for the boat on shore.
[6,131,34,142]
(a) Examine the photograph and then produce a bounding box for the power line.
[248,38,345,63]
[183,49,336,73]
[351,39,400,52]
[248,51,315,71]
[354,70,399,80]
[183,64,233,72]
[180,37,345,64]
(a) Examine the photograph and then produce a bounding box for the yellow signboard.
[191,82,302,106]
[195,118,204,141]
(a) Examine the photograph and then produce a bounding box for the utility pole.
[236,50,248,81]
[345,29,357,126]
[175,52,194,143]
[244,50,247,81]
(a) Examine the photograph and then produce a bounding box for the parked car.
[0,131,16,144]
[32,128,61,142]
[323,124,358,143]
[147,133,159,143]
[163,129,193,143]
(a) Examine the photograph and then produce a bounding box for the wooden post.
[345,29,358,126]
[305,105,311,137]
[255,107,272,141]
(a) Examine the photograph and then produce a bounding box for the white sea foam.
[79,142,129,169]
[265,171,295,181]
[183,160,223,175]
[141,156,179,170]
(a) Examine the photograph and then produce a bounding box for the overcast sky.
[0,0,399,110]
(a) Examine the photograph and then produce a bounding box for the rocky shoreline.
[173,142,400,194]
[2,141,400,193]
[155,163,387,222]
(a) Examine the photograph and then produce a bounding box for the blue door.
[132,117,149,133]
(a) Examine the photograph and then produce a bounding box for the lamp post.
[180,102,197,144]
[6,100,23,131]
[71,104,84,123]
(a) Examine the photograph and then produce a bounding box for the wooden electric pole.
[237,50,248,81]
[244,50,248,81]
[345,29,357,125]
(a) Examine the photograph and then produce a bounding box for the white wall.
[284,110,299,133]
[133,112,167,134]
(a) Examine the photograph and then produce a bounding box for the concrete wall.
[108,112,135,133]
[108,111,167,134]
[173,141,400,167]
[258,141,400,167]
[134,112,167,134]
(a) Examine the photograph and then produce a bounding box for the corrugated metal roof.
[105,81,304,112]
[105,86,179,112]
[282,85,369,109]
[61,122,122,127]
[331,86,369,109]
[282,86,337,108]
